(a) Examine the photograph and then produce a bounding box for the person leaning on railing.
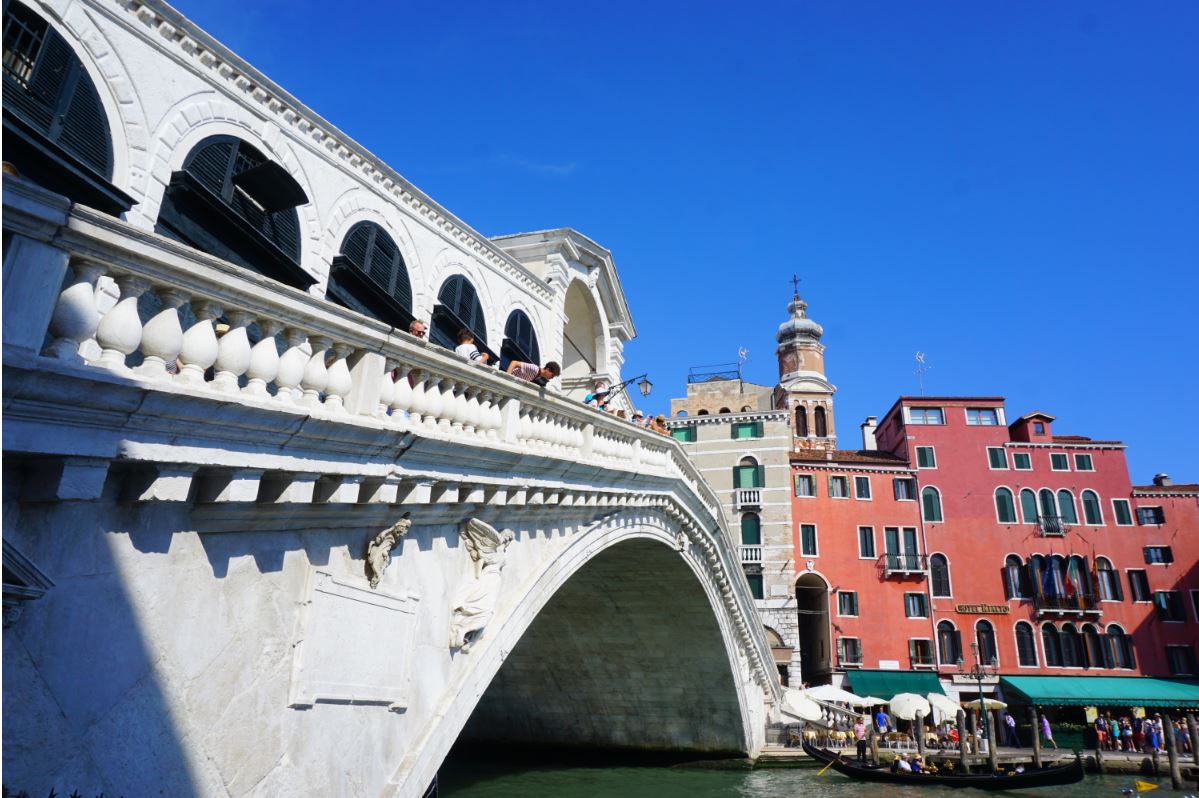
[505,359,561,387]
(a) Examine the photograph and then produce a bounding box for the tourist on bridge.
[455,329,490,364]
[507,359,561,387]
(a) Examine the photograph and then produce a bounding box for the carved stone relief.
[449,518,514,653]
[365,512,411,589]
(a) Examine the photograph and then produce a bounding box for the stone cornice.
[1005,442,1126,450]
[97,0,550,303]
[665,410,787,427]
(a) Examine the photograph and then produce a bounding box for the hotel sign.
[954,603,1010,615]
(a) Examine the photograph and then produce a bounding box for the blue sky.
[173,0,1197,484]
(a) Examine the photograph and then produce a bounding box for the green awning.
[847,670,946,701]
[1001,676,1199,709]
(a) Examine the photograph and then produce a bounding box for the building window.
[858,526,876,559]
[745,572,764,600]
[670,426,696,443]
[1127,569,1151,602]
[904,592,929,618]
[501,309,541,370]
[734,457,762,489]
[930,554,952,597]
[1081,490,1103,525]
[326,221,414,329]
[1057,490,1078,524]
[908,407,945,425]
[909,639,935,668]
[1082,624,1106,669]
[1015,622,1038,667]
[1013,452,1032,470]
[740,513,761,546]
[731,421,763,439]
[1144,546,1173,564]
[883,527,921,571]
[937,621,962,664]
[854,476,871,500]
[814,406,828,437]
[1096,558,1123,601]
[800,524,818,557]
[1050,453,1070,471]
[995,488,1017,524]
[837,637,862,667]
[1112,499,1133,526]
[921,486,943,522]
[794,474,815,497]
[1060,624,1083,667]
[431,275,488,354]
[837,591,859,617]
[1166,645,1198,676]
[1041,624,1062,667]
[828,475,849,498]
[1019,489,1038,524]
[1107,625,1135,669]
[966,407,1000,425]
[1004,554,1030,599]
[976,620,998,666]
[795,406,808,437]
[1033,421,1046,434]
[987,447,1008,469]
[1137,506,1166,525]
[1155,590,1185,622]
[1038,488,1059,521]
[893,478,917,501]
[916,446,937,468]
[1074,454,1094,471]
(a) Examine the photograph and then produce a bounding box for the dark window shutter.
[185,139,236,194]
[57,64,112,176]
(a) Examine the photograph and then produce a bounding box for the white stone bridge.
[2,184,781,796]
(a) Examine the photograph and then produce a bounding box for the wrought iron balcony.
[879,552,928,578]
[733,488,762,511]
[1036,514,1068,536]
[740,545,762,564]
[1033,593,1101,617]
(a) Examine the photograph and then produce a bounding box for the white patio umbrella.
[801,684,869,706]
[889,692,932,720]
[781,689,823,722]
[962,697,1008,711]
[856,696,887,707]
[927,692,961,718]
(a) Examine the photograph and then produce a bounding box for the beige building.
[665,290,837,685]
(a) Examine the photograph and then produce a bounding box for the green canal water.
[440,757,1167,798]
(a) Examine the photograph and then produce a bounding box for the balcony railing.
[733,488,762,510]
[1036,515,1068,536]
[880,552,928,577]
[1033,593,1101,616]
[740,545,762,563]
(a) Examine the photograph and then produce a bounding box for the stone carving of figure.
[449,518,514,653]
[365,513,411,589]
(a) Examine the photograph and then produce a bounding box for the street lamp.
[589,373,652,405]
[957,641,999,751]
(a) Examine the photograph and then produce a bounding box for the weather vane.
[914,352,931,396]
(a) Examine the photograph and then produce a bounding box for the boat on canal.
[801,741,1085,791]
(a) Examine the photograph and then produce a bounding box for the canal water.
[440,754,1161,798]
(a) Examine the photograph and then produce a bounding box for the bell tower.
[775,279,837,453]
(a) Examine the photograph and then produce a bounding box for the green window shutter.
[755,421,764,438]
[740,514,761,545]
[1114,500,1132,525]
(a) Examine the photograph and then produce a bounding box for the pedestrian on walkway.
[1004,712,1021,748]
[1040,713,1058,749]
[853,716,869,763]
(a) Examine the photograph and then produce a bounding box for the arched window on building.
[796,407,808,437]
[1038,488,1059,520]
[1057,490,1079,524]
[1020,489,1038,523]
[325,221,413,328]
[431,275,490,357]
[697,409,710,416]
[1004,554,1031,599]
[921,486,943,522]
[155,135,309,288]
[740,513,761,546]
[937,621,962,665]
[1046,554,1066,597]
[1015,621,1038,667]
[814,406,828,437]
[1068,555,1090,602]
[930,554,952,597]
[1107,624,1135,669]
[995,487,1017,523]
[1082,490,1104,525]
[1041,623,1062,667]
[502,309,540,371]
[976,620,998,666]
[1096,557,1122,602]
[1082,623,1106,669]
[2,1,132,215]
[1060,623,1083,667]
[734,457,762,489]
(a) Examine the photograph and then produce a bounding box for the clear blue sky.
[173,0,1197,484]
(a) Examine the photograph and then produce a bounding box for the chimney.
[1153,473,1172,487]
[860,416,878,451]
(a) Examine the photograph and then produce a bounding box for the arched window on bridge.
[326,221,413,329]
[501,309,540,371]
[733,457,762,489]
[431,275,493,361]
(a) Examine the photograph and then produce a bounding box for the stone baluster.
[408,369,428,426]
[94,275,150,371]
[211,310,254,393]
[177,301,223,385]
[422,376,444,430]
[463,387,481,435]
[46,260,106,362]
[300,335,332,408]
[244,320,282,398]
[487,392,504,440]
[448,380,467,433]
[475,390,493,438]
[518,408,532,444]
[377,358,398,419]
[389,363,413,427]
[437,378,456,431]
[275,328,307,402]
[133,287,186,380]
[323,343,353,413]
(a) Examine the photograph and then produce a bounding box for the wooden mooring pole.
[915,710,927,758]
[1163,713,1181,790]
[1030,706,1043,768]
[957,709,969,772]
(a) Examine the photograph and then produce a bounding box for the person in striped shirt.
[506,359,560,386]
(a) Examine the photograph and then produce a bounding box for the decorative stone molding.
[450,518,515,653]
[2,540,54,627]
[366,513,412,589]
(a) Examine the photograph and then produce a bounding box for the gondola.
[801,741,1084,790]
